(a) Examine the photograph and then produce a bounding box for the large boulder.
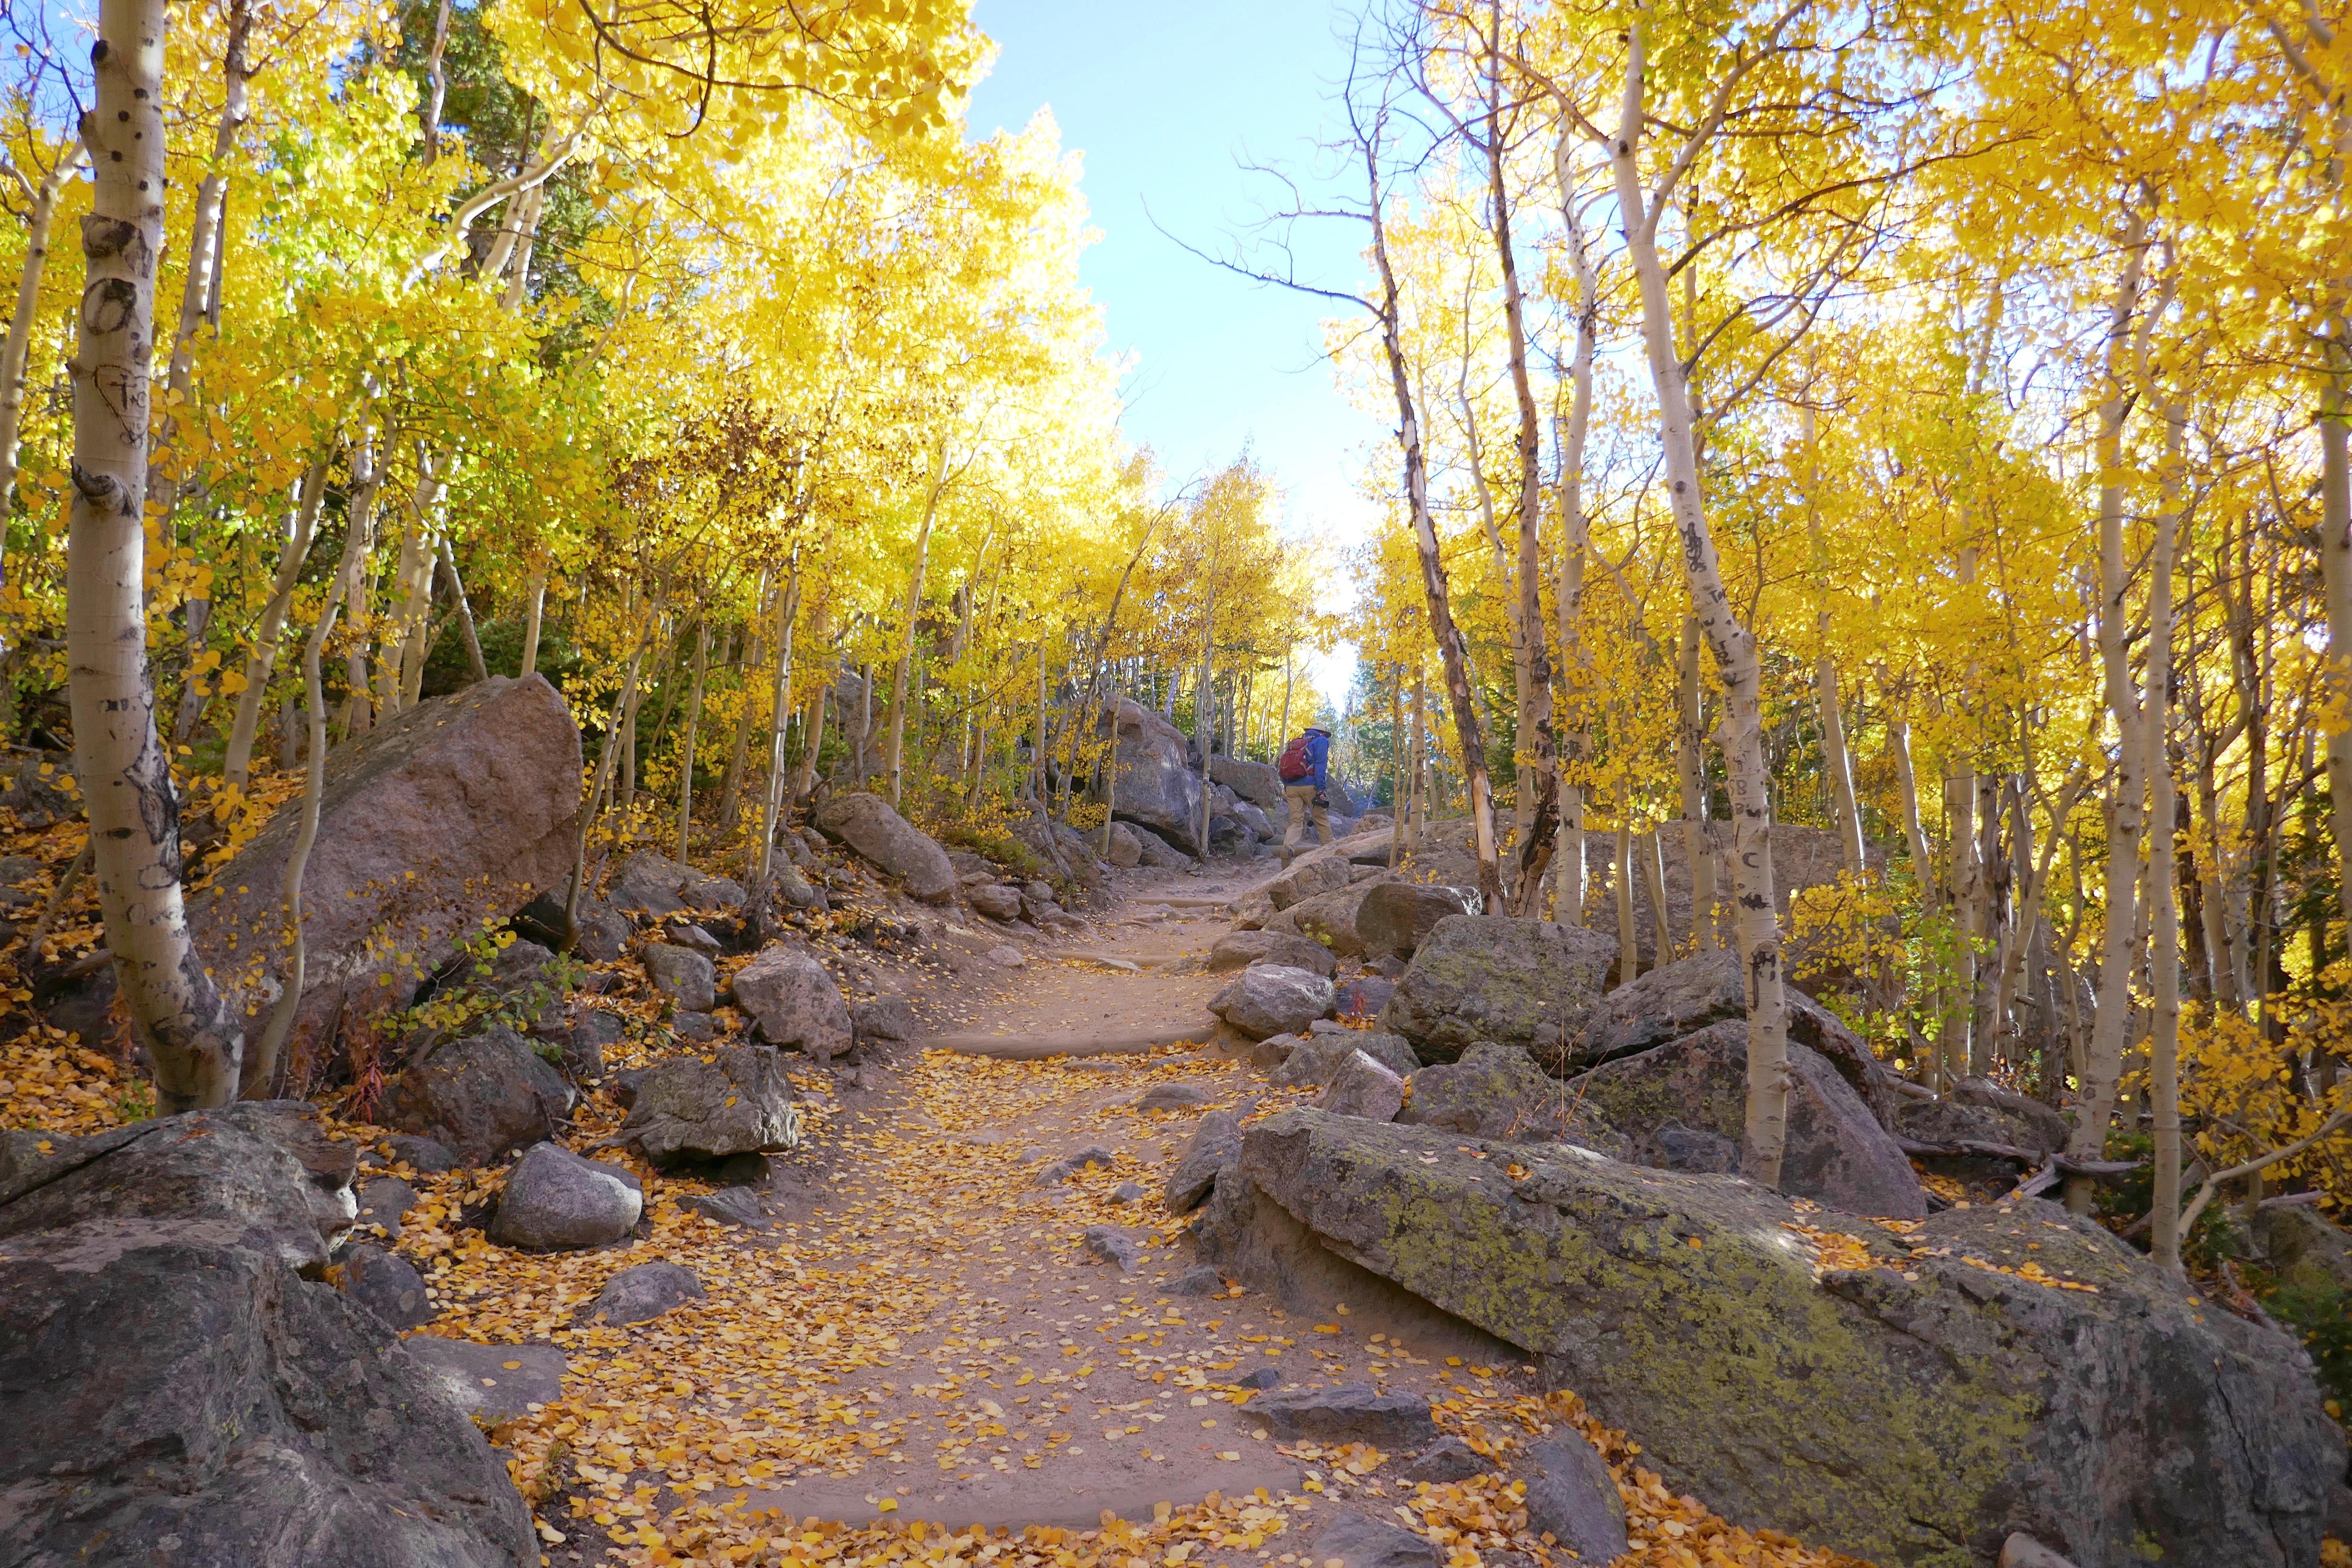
[1380,915,1615,1066]
[812,791,956,902]
[1211,754,1286,810]
[1212,1108,2345,1568]
[0,1114,533,1566]
[1094,700,1207,855]
[609,850,745,915]
[733,945,853,1059]
[1263,876,1398,958]
[1208,963,1335,1041]
[1206,928,1336,977]
[1567,1020,1925,1218]
[1356,882,1473,960]
[389,1026,576,1168]
[193,674,581,1081]
[1400,1043,1627,1157]
[487,1141,643,1249]
[1575,947,1899,1123]
[620,1044,799,1165]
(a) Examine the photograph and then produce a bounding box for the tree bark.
[2069,214,2154,1210]
[753,557,801,909]
[518,565,548,677]
[69,0,246,1110]
[437,533,488,685]
[222,459,328,788]
[1608,24,1793,1185]
[1550,129,1599,926]
[676,616,709,861]
[883,437,948,807]
[0,140,85,543]
[1676,613,1718,950]
[1614,825,1638,984]
[1363,132,1500,906]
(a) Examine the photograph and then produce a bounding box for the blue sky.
[965,0,1383,710]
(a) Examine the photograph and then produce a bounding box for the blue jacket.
[1300,729,1330,793]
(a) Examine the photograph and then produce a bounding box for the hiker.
[1276,722,1334,859]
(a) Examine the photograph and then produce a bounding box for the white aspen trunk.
[1609,26,1793,1184]
[2069,217,2154,1212]
[1644,829,1673,963]
[1407,667,1426,859]
[437,533,488,685]
[1614,825,1638,984]
[1943,769,1981,1086]
[498,182,543,310]
[419,0,453,158]
[1364,138,1501,906]
[222,460,328,788]
[1550,129,1599,928]
[1676,613,1719,950]
[0,141,84,540]
[563,605,658,940]
[676,617,709,862]
[68,0,246,1110]
[519,566,548,677]
[2140,301,2187,1271]
[244,470,369,1096]
[790,596,832,805]
[338,439,379,738]
[1486,55,1559,912]
[1797,405,1866,879]
[2321,366,2352,946]
[883,438,948,807]
[754,558,801,903]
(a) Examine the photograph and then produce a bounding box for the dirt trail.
[443,862,1541,1566]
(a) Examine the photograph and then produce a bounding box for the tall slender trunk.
[1944,769,1982,1085]
[1363,135,1500,905]
[883,437,948,807]
[1676,613,1718,950]
[754,557,801,905]
[338,438,380,738]
[1804,403,1866,876]
[2070,214,2154,1209]
[1407,667,1426,859]
[69,0,246,1109]
[2321,362,2352,946]
[563,608,656,942]
[418,0,454,159]
[1485,29,1559,911]
[676,617,709,861]
[0,141,85,543]
[2140,299,2187,1271]
[1614,826,1638,984]
[222,460,329,788]
[1644,830,1673,964]
[438,534,487,685]
[1609,26,1792,1184]
[1550,131,1599,926]
[518,565,548,677]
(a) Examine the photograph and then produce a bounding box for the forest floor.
[0,844,1867,1568]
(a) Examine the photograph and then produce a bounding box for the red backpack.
[1277,733,1314,782]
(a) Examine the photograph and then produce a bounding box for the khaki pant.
[1282,782,1332,851]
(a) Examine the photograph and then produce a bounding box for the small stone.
[586,1261,706,1325]
[403,1338,567,1427]
[1401,1435,1491,1483]
[1208,963,1335,1041]
[1172,1265,1225,1297]
[1317,1051,1406,1122]
[1519,1433,1628,1564]
[1109,1181,1146,1203]
[1164,1110,1242,1213]
[734,944,854,1060]
[487,1142,643,1250]
[667,922,723,954]
[852,996,920,1043]
[672,1010,719,1043]
[1335,976,1397,1020]
[970,883,1023,921]
[685,1187,765,1228]
[640,943,717,1012]
[622,1044,799,1165]
[383,1133,458,1174]
[1134,1082,1214,1111]
[1233,1366,1281,1390]
[564,1010,626,1078]
[339,1242,434,1330]
[354,1176,418,1242]
[1036,1145,1116,1187]
[1249,1033,1301,1070]
[1305,1512,1440,1568]
[1082,1225,1144,1272]
[1244,1383,1437,1447]
[988,945,1026,968]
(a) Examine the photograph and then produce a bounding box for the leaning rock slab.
[193,674,580,1076]
[1206,927,1337,976]
[1520,1432,1629,1564]
[1093,700,1207,855]
[0,1114,533,1567]
[1165,1109,1243,1214]
[1230,1108,2342,1568]
[1380,915,1614,1066]
[1317,1051,1406,1122]
[814,791,957,902]
[1208,963,1335,1041]
[1400,1043,1627,1158]
[389,1026,575,1168]
[733,945,853,1059]
[621,1045,799,1165]
[1263,876,1397,958]
[1567,1020,1925,1218]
